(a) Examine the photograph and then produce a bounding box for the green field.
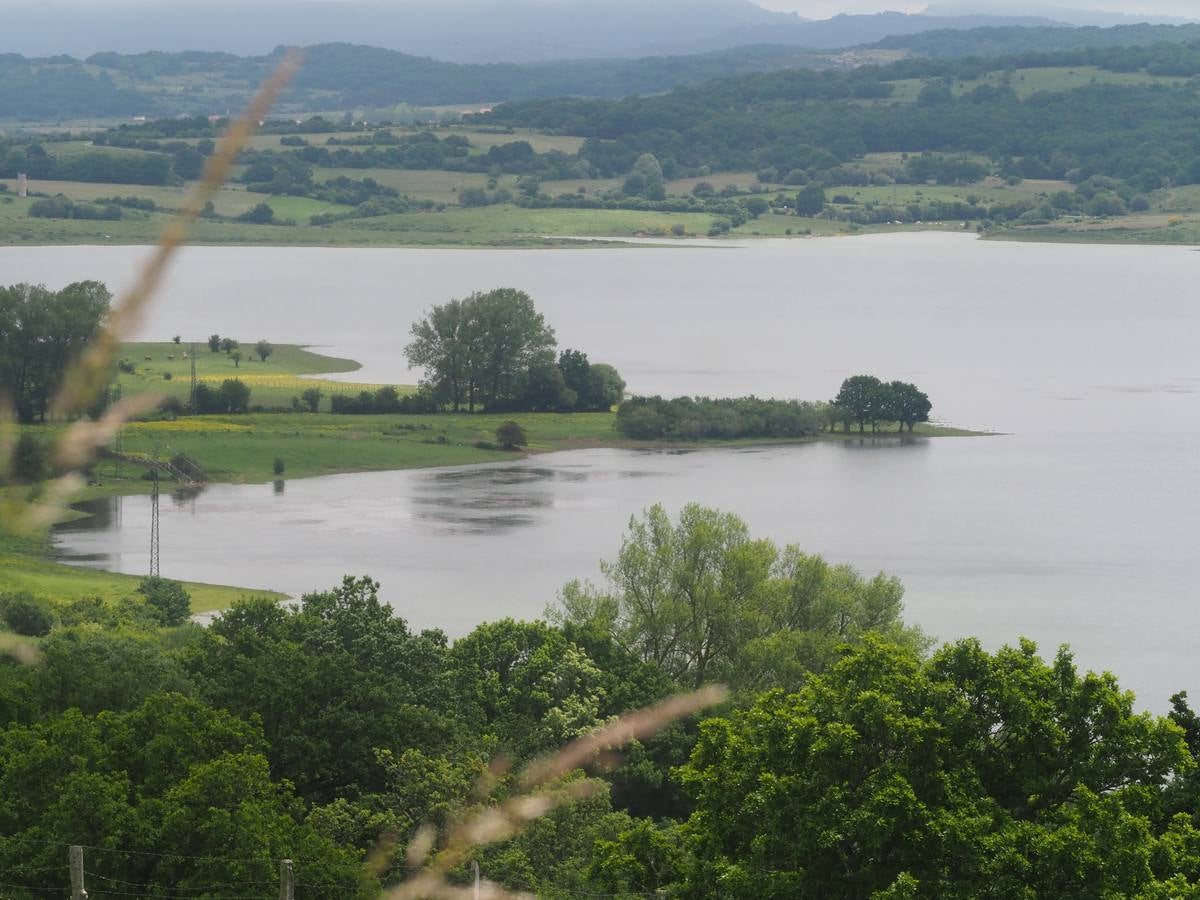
[0,530,282,613]
[311,166,506,202]
[0,186,723,246]
[884,66,1189,104]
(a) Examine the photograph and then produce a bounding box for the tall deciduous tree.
[554,504,919,690]
[890,380,932,432]
[406,288,556,412]
[0,281,110,423]
[405,298,473,410]
[833,374,882,433]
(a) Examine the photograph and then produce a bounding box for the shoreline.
[1,227,1197,251]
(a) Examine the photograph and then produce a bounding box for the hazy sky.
[760,0,1200,14]
[6,0,1197,16]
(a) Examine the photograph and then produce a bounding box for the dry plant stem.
[384,685,728,900]
[0,393,166,532]
[49,50,303,421]
[519,683,729,789]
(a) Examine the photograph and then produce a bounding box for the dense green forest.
[0,43,834,121]
[9,23,1200,122]
[484,42,1200,192]
[4,505,1200,898]
[874,22,1200,58]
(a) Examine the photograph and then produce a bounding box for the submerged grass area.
[91,410,623,485]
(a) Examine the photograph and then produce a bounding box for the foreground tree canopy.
[405,288,625,413]
[2,506,1200,897]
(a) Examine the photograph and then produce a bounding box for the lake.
[10,233,1199,707]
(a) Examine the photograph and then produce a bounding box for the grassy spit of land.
[3,342,975,615]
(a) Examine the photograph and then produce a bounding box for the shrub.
[136,576,192,627]
[273,457,285,476]
[1,592,55,636]
[495,421,528,450]
[10,433,48,483]
[236,202,275,224]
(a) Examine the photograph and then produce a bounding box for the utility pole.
[69,845,88,900]
[189,343,198,410]
[112,384,124,480]
[278,859,294,900]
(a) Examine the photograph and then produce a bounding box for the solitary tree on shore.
[833,375,882,432]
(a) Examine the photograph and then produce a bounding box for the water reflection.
[413,465,555,533]
[56,496,120,533]
[838,436,929,450]
[273,480,286,495]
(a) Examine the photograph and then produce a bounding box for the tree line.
[615,396,826,441]
[611,378,931,442]
[405,288,625,414]
[3,504,1200,897]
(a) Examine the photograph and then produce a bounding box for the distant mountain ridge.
[923,2,1198,27]
[5,0,1067,61]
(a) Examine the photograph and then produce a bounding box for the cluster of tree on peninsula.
[613,376,931,442]
[405,287,625,414]
[615,396,826,441]
[833,374,933,433]
[3,504,1200,897]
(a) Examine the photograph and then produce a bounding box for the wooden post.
[278,858,294,900]
[69,845,88,900]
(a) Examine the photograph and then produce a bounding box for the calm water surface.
[7,234,1197,706]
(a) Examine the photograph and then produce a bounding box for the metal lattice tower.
[149,468,160,577]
